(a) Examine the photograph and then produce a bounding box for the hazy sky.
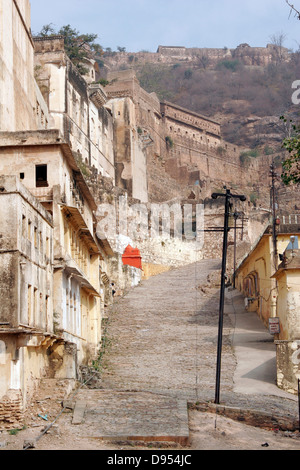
[29,0,300,53]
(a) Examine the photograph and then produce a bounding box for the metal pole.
[211,190,246,405]
[214,190,231,405]
[233,213,238,289]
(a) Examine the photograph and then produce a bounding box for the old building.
[34,36,115,180]
[105,69,160,203]
[0,0,120,430]
[0,129,114,427]
[272,241,300,394]
[0,0,52,132]
[0,129,112,357]
[0,174,54,426]
[235,223,300,394]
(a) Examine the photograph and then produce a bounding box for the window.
[20,172,25,180]
[35,164,48,188]
[22,215,26,238]
[34,288,38,326]
[45,296,49,331]
[45,236,49,259]
[34,227,38,249]
[28,220,31,239]
[28,285,32,325]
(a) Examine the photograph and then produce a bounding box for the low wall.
[275,340,300,395]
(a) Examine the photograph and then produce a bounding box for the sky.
[29,0,300,53]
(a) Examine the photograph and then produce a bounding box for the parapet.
[33,36,65,54]
[0,129,64,147]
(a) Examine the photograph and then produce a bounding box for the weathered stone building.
[105,69,162,203]
[156,44,291,67]
[0,174,54,426]
[0,0,52,132]
[0,129,115,426]
[235,224,300,394]
[33,36,115,180]
[0,0,116,428]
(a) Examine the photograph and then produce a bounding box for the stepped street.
[5,259,300,451]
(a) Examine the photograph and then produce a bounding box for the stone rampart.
[103,43,291,72]
[156,44,291,67]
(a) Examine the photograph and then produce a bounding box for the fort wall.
[102,43,291,72]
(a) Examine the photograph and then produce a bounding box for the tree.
[38,23,56,37]
[269,32,287,64]
[279,2,300,185]
[37,24,103,75]
[280,117,300,185]
[286,0,300,20]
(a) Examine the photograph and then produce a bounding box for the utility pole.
[233,212,239,289]
[212,189,246,405]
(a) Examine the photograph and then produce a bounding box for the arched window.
[0,341,6,365]
[243,271,259,298]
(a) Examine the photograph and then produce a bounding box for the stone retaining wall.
[190,401,299,432]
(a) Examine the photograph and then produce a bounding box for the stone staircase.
[70,389,190,445]
[68,260,223,446]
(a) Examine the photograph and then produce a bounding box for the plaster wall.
[0,176,55,423]
[276,270,300,341]
[276,339,300,394]
[109,97,148,202]
[34,40,115,180]
[236,235,274,326]
[0,141,94,233]
[0,176,53,329]
[0,0,51,132]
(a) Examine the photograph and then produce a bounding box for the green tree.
[280,116,300,185]
[38,23,56,36]
[37,24,103,75]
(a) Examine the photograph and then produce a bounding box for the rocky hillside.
[99,45,300,151]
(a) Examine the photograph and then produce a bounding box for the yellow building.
[272,245,300,394]
[235,224,300,394]
[0,130,113,428]
[0,0,115,429]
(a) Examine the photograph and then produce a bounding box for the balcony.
[30,186,53,202]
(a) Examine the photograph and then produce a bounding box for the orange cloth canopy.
[122,245,142,270]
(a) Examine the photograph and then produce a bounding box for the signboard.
[269,317,280,335]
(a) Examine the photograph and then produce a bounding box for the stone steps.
[71,389,190,446]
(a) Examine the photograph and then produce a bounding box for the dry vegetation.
[126,52,300,147]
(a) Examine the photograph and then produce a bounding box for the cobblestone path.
[69,259,232,443]
[99,259,235,401]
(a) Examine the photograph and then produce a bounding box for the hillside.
[99,45,300,150]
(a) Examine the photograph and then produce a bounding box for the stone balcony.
[30,186,54,202]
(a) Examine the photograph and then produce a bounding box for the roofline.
[236,223,300,273]
[0,130,97,212]
[161,100,221,127]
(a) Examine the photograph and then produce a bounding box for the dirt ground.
[2,406,300,451]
